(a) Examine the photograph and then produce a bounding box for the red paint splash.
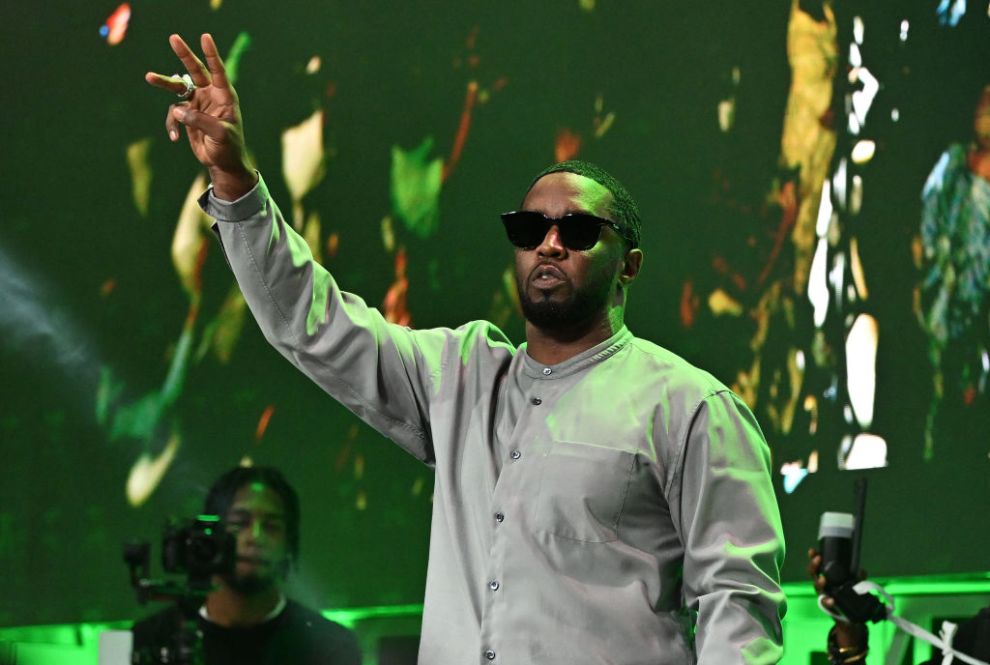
[443,80,479,183]
[101,3,131,46]
[326,232,340,258]
[555,128,582,162]
[712,255,747,293]
[255,404,275,441]
[680,280,698,329]
[756,180,798,288]
[383,248,411,326]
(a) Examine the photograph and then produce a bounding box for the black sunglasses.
[500,210,633,251]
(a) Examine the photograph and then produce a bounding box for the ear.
[618,248,644,288]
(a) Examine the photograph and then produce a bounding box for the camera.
[162,516,236,588]
[124,514,236,604]
[123,515,237,665]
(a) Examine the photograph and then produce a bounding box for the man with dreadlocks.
[145,32,785,665]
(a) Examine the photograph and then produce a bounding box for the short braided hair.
[528,160,641,248]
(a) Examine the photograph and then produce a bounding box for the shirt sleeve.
[675,390,786,665]
[200,174,458,464]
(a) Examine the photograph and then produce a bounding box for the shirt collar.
[199,593,287,625]
[519,326,632,380]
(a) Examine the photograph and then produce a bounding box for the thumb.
[172,106,229,141]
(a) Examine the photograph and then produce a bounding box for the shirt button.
[542,367,552,375]
[485,650,496,660]
[530,397,542,405]
[489,580,500,591]
[510,450,521,460]
[494,512,504,523]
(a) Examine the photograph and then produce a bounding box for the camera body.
[161,516,236,589]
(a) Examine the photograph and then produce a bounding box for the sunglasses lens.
[501,212,549,248]
[500,212,609,250]
[558,215,604,250]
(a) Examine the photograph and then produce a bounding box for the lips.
[530,263,567,289]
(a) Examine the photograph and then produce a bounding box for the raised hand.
[145,33,257,200]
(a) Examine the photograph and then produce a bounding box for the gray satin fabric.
[203,175,786,665]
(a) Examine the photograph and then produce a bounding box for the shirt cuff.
[197,171,269,222]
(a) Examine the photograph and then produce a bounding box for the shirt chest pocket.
[533,440,637,543]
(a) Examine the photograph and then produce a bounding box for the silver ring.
[174,73,195,100]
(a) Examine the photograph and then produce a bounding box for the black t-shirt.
[131,599,361,665]
[919,607,990,665]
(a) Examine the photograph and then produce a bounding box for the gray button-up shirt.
[203,176,786,665]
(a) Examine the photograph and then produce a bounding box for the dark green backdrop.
[1,0,987,626]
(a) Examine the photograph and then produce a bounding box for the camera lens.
[189,536,219,567]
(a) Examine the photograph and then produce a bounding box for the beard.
[223,571,277,595]
[517,269,613,332]
[222,557,289,595]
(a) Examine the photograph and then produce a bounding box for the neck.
[204,581,283,628]
[524,304,624,365]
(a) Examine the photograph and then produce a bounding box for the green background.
[1,0,988,628]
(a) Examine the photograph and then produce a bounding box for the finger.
[146,72,193,96]
[173,106,228,141]
[166,103,183,141]
[807,554,822,577]
[200,33,231,90]
[822,596,835,608]
[169,33,211,87]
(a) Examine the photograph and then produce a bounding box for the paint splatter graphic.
[391,138,444,239]
[383,248,411,326]
[555,129,582,162]
[99,3,130,45]
[255,405,276,441]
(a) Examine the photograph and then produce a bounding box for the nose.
[240,518,265,544]
[536,224,566,258]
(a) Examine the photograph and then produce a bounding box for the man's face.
[222,482,290,594]
[513,172,628,330]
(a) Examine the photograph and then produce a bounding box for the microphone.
[818,512,855,587]
[816,509,886,623]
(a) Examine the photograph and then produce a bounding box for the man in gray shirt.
[147,33,786,665]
